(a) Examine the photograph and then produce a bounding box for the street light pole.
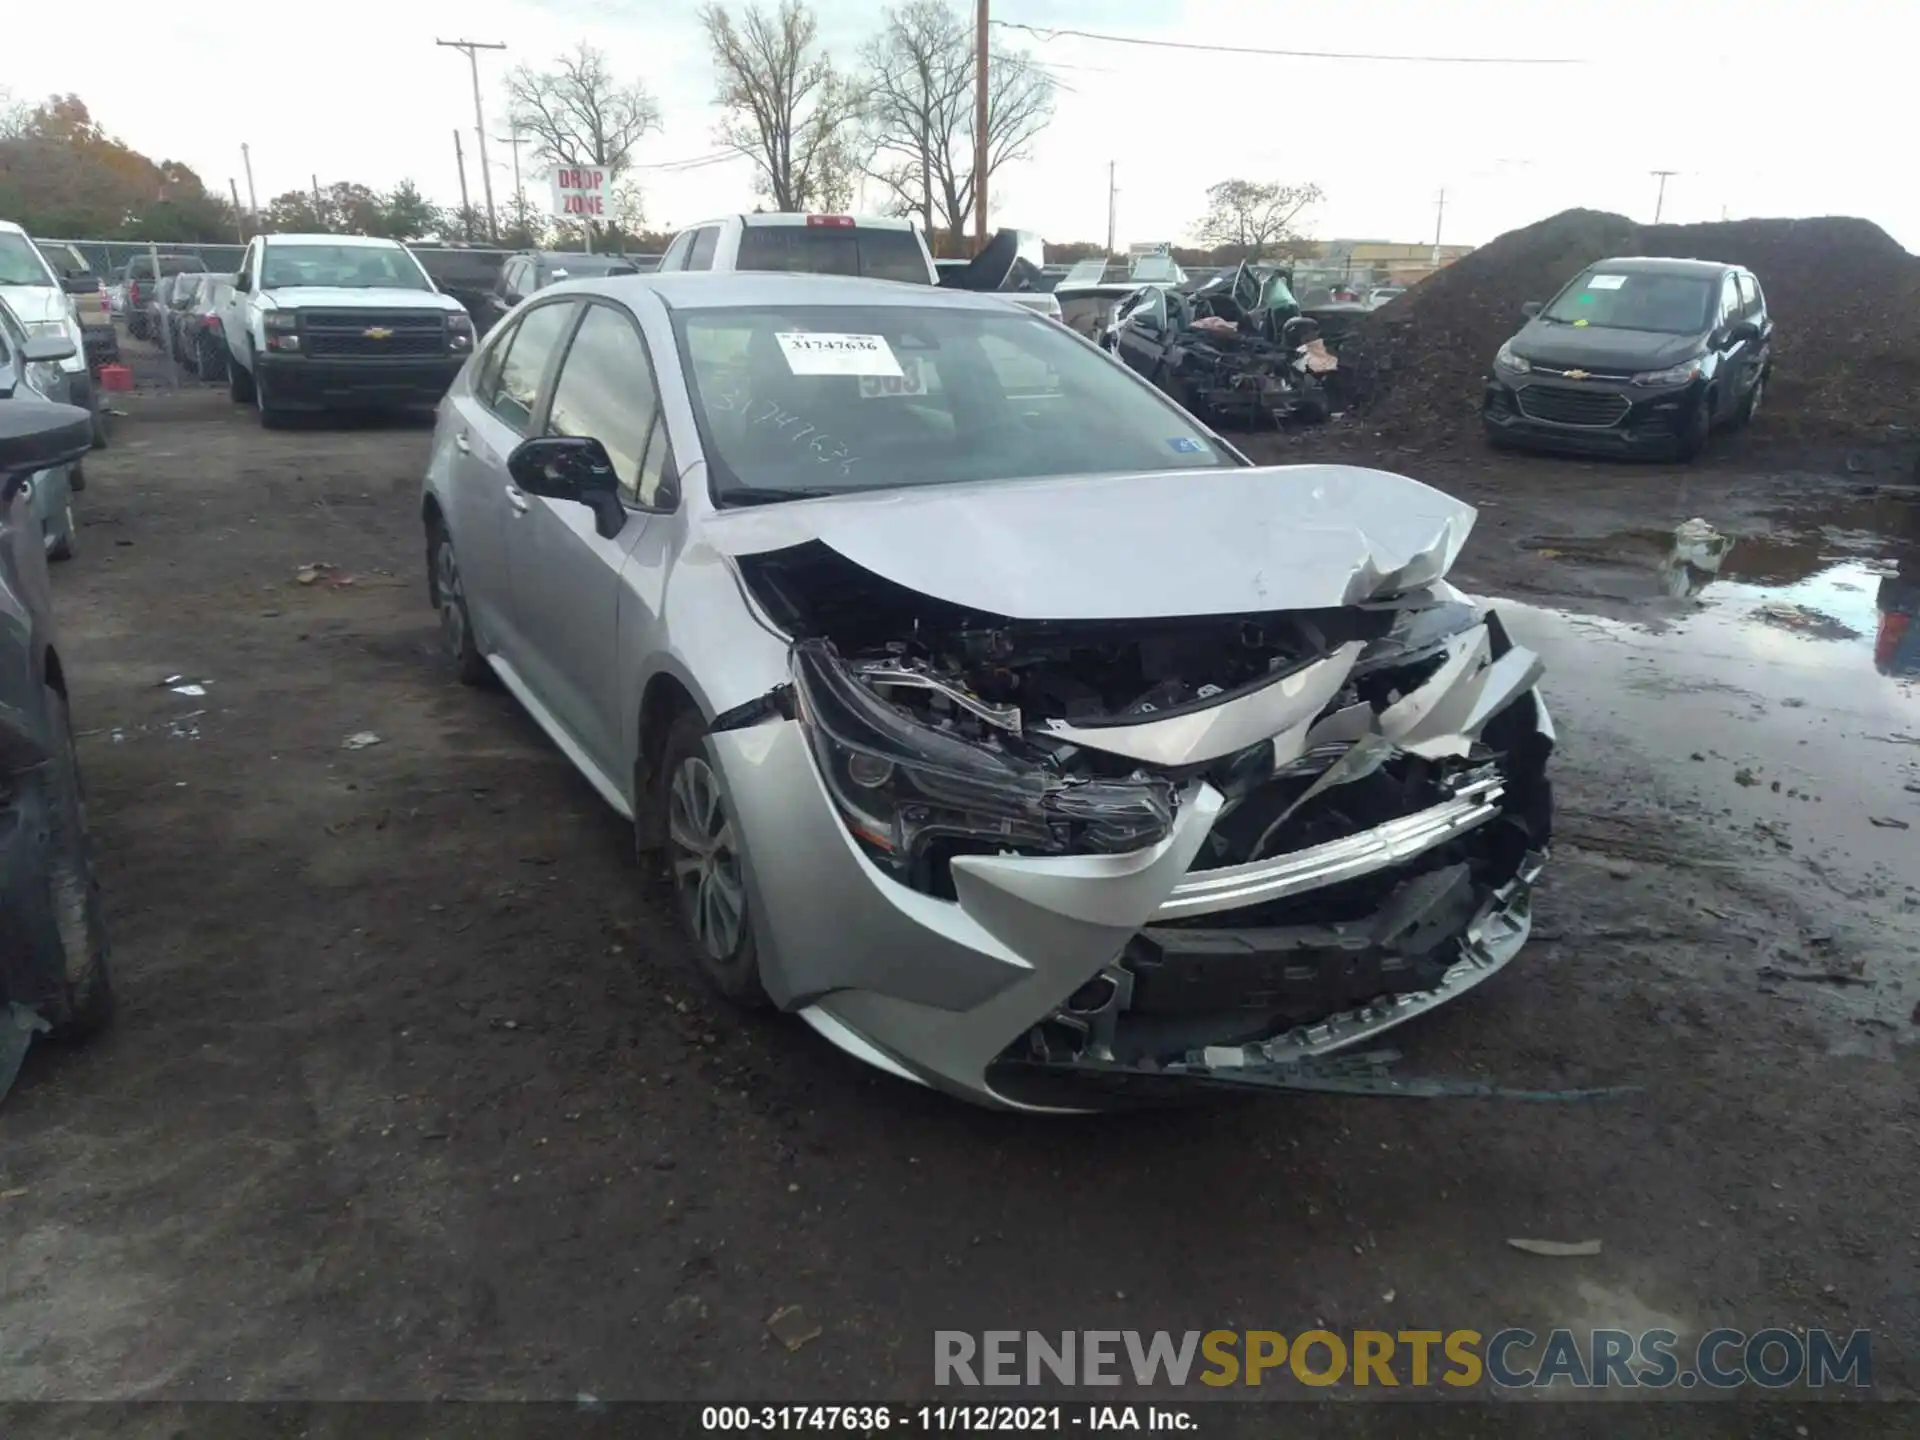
[438,39,507,241]
[240,142,259,225]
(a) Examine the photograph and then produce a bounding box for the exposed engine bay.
[734,537,1554,1101]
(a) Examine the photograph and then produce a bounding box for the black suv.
[478,250,638,335]
[1482,257,1771,460]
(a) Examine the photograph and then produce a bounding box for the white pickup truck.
[221,233,475,427]
[656,212,1061,318]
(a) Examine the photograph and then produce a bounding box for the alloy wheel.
[667,755,746,961]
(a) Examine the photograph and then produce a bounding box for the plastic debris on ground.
[1507,1238,1603,1257]
[342,732,383,751]
[766,1304,822,1352]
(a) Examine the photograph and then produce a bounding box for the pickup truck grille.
[301,310,448,358]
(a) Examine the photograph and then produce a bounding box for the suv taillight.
[130,281,142,304]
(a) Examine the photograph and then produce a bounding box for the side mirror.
[507,435,626,538]
[61,274,100,295]
[1520,300,1543,319]
[0,399,93,495]
[233,272,251,293]
[1724,319,1760,347]
[23,334,78,365]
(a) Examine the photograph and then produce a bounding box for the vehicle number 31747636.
[859,360,927,399]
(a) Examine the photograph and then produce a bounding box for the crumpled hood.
[259,286,461,313]
[702,464,1476,618]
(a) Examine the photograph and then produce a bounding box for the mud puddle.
[1489,495,1912,1036]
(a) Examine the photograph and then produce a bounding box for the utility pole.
[229,179,245,241]
[1651,170,1676,224]
[438,39,507,241]
[240,143,259,225]
[1106,161,1117,255]
[494,128,528,208]
[1431,187,1446,269]
[453,131,473,241]
[972,0,989,253]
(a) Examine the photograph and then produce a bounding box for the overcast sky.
[8,0,1915,253]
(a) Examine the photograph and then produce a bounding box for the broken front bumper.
[710,616,1556,1113]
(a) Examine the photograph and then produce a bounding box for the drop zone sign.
[549,167,611,218]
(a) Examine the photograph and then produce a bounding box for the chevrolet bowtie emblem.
[1562,369,1589,380]
[363,326,393,340]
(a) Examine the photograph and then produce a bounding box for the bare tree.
[1193,179,1324,261]
[700,1,857,212]
[0,87,28,141]
[506,43,663,181]
[856,0,1054,250]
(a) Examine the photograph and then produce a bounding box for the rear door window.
[481,301,579,433]
[734,226,929,283]
[687,227,720,271]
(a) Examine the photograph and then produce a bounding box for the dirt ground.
[2,346,1917,1419]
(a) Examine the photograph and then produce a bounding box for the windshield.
[1542,271,1716,334]
[675,304,1237,506]
[260,243,433,291]
[735,226,930,284]
[0,232,56,287]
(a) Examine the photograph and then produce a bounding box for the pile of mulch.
[1338,208,1920,442]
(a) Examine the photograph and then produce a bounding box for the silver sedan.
[421,272,1555,1111]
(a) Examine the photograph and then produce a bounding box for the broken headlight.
[790,641,1176,884]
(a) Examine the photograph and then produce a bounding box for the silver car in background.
[421,273,1555,1111]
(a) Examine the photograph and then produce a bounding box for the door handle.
[505,484,530,515]
[454,432,471,454]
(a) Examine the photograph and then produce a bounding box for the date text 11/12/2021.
[701,1404,1196,1431]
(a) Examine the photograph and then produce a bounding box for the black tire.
[658,708,768,1009]
[48,497,76,562]
[90,408,107,450]
[428,521,492,687]
[255,370,287,429]
[1675,393,1712,462]
[1735,369,1766,428]
[22,685,114,1039]
[1483,422,1517,452]
[228,356,255,404]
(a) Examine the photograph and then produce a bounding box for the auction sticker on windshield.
[777,332,903,378]
[1585,274,1628,290]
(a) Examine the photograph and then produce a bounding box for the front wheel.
[1735,370,1765,427]
[659,709,769,1009]
[228,356,255,404]
[1675,393,1712,462]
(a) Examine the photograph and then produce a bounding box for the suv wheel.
[1675,394,1712,462]
[228,356,255,404]
[659,709,768,1008]
[1736,370,1765,427]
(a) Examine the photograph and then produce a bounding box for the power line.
[990,20,1584,65]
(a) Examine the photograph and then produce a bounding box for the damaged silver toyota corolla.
[421,272,1553,1112]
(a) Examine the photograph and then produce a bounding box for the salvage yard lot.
[3,367,1917,1404]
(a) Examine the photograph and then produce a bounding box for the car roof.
[263,233,410,248]
[684,213,920,233]
[544,271,1031,314]
[1586,256,1742,277]
[0,220,27,237]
